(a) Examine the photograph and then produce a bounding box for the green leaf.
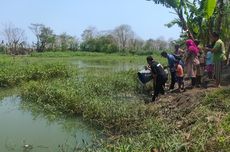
[165,19,181,28]
[204,0,217,19]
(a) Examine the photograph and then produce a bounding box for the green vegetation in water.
[29,51,162,58]
[20,72,192,151]
[30,51,106,57]
[0,55,75,87]
[20,75,230,151]
[20,70,147,134]
[2,52,230,151]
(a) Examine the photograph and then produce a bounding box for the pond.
[71,59,144,72]
[0,95,97,152]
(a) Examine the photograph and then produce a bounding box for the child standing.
[205,50,214,79]
[175,60,184,91]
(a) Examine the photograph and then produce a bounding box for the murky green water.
[0,96,96,152]
[72,59,143,72]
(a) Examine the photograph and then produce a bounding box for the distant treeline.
[0,23,175,55]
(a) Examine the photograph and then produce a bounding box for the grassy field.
[0,51,230,151]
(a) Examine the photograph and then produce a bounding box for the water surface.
[0,96,96,152]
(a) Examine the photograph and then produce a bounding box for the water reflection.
[72,59,143,72]
[0,96,96,152]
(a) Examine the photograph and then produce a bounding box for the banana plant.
[221,1,230,62]
[147,0,191,35]
[146,0,217,42]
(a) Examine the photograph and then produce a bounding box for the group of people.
[146,32,227,102]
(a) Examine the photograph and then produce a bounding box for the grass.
[20,70,146,134]
[20,76,186,151]
[1,52,230,151]
[0,62,74,87]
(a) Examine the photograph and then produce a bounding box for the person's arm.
[206,42,220,53]
[207,47,217,53]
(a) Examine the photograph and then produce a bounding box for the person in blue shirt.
[161,51,177,90]
[205,49,214,79]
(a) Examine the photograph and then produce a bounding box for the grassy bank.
[20,70,147,134]
[19,70,186,151]
[1,52,229,151]
[19,68,230,151]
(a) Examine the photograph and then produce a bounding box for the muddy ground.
[143,65,230,128]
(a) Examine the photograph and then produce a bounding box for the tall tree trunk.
[177,9,195,40]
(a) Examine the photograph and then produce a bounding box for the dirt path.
[145,65,230,126]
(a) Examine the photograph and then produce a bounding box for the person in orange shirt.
[175,60,184,91]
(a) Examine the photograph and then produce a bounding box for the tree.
[221,0,230,64]
[128,37,144,51]
[0,40,6,54]
[80,34,118,53]
[29,23,55,52]
[39,26,54,51]
[29,23,43,51]
[96,35,119,53]
[147,0,230,64]
[112,24,135,51]
[81,26,97,42]
[147,0,190,33]
[143,37,172,51]
[147,0,217,41]
[1,23,27,54]
[56,33,79,51]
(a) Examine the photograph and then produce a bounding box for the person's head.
[205,44,212,52]
[211,32,220,41]
[206,44,212,48]
[186,39,199,55]
[161,51,168,58]
[175,44,180,50]
[146,56,153,64]
[186,39,195,48]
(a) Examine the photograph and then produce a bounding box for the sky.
[0,0,181,43]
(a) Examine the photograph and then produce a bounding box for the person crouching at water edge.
[146,56,168,102]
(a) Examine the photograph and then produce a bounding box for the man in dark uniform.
[146,56,168,102]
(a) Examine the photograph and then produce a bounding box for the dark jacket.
[149,61,167,80]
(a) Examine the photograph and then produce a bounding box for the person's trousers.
[170,71,176,89]
[152,77,167,101]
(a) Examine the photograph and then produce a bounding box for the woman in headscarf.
[185,39,200,88]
